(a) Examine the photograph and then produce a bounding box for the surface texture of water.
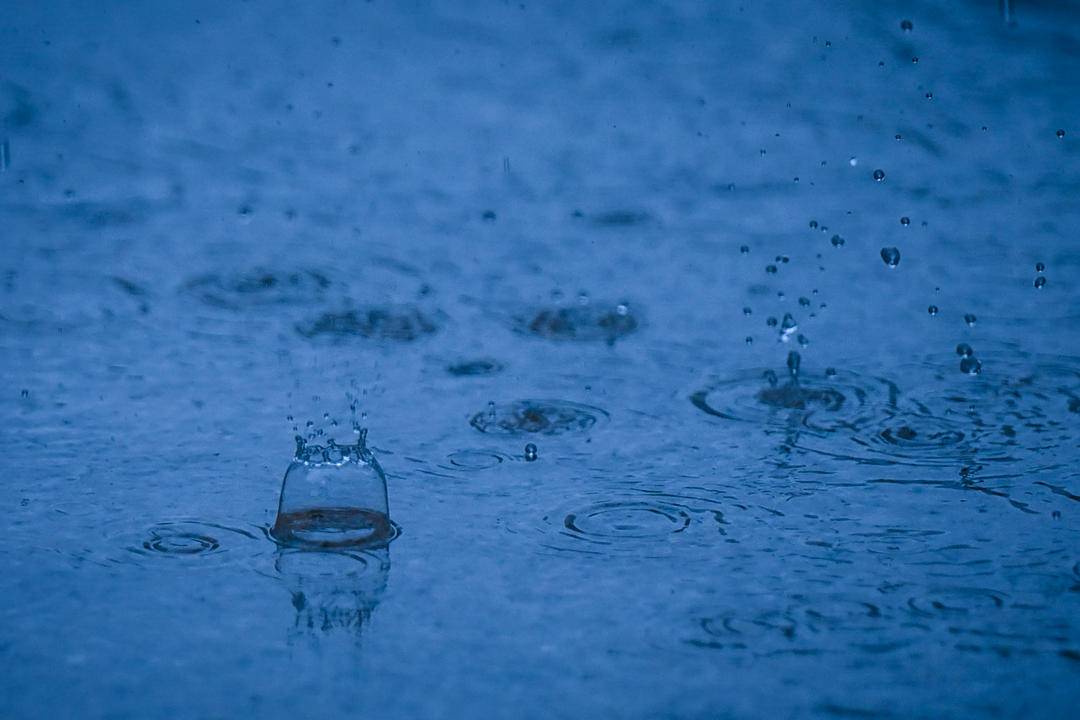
[2,1,1079,717]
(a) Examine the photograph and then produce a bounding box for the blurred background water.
[1,1,1079,717]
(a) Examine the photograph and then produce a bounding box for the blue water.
[2,1,1079,717]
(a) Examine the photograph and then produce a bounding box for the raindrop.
[797,334,809,348]
[880,247,901,267]
[964,313,977,327]
[925,91,933,100]
[1057,129,1066,139]
[955,343,974,358]
[740,245,750,254]
[765,264,778,274]
[743,307,753,316]
[809,220,818,229]
[900,19,913,31]
[524,443,538,462]
[798,296,810,307]
[786,350,801,378]
[1034,276,1047,289]
[900,216,910,226]
[960,356,982,375]
[745,336,753,345]
[766,316,778,328]
[928,305,939,316]
[873,169,886,182]
[831,234,845,247]
[849,157,858,167]
[1035,262,1045,272]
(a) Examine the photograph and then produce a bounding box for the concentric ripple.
[296,306,438,341]
[795,410,977,467]
[470,399,608,436]
[513,301,639,343]
[906,587,1006,617]
[183,269,331,310]
[690,369,897,434]
[125,520,263,564]
[527,490,728,556]
[444,449,511,470]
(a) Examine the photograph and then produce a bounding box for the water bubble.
[956,343,974,358]
[831,234,845,247]
[1035,262,1045,272]
[873,169,886,182]
[900,216,911,226]
[1034,276,1047,289]
[964,313,977,327]
[900,19,913,31]
[960,356,982,375]
[880,247,901,267]
[740,245,750,254]
[524,443,538,462]
[1057,129,1066,139]
[928,305,939,316]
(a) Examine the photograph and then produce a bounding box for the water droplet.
[1057,129,1066,139]
[809,220,818,229]
[766,316,779,327]
[900,216,911,226]
[964,313,977,327]
[743,306,753,316]
[1034,276,1047,289]
[960,356,982,375]
[928,305,939,316]
[765,264,778,274]
[831,234,845,247]
[849,157,858,167]
[797,334,809,348]
[524,443,538,462]
[873,169,886,182]
[745,336,753,345]
[1035,262,1045,272]
[955,343,974,358]
[925,91,933,100]
[740,245,750,254]
[880,247,901,267]
[900,19,913,31]
[786,351,801,378]
[798,296,810,307]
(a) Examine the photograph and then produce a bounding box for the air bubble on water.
[956,343,974,358]
[900,19,913,31]
[1057,129,1066,139]
[873,169,886,182]
[1035,262,1045,272]
[831,234,845,247]
[880,247,901,267]
[960,356,982,375]
[1034,276,1047,289]
[928,305,939,316]
[964,313,977,327]
[900,216,910,226]
[524,443,538,462]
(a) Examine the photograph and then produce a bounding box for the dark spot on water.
[184,269,331,310]
[516,302,639,343]
[447,359,504,377]
[590,210,651,226]
[297,306,438,341]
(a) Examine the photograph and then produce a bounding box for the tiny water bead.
[740,244,750,254]
[880,247,901,267]
[831,234,845,247]
[1036,262,1046,272]
[1034,276,1047,290]
[765,264,778,274]
[960,356,983,375]
[470,400,608,436]
[524,443,538,462]
[956,343,974,358]
[1057,129,1066,139]
[928,305,939,316]
[900,216,911,226]
[873,169,886,182]
[900,19,913,31]
[964,313,977,327]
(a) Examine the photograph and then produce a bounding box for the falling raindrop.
[743,307,753,316]
[524,443,538,462]
[880,247,901,267]
[900,216,911,226]
[1035,262,1045,272]
[1057,129,1066,139]
[786,350,801,378]
[1034,276,1047,289]
[956,343,974,358]
[928,305,939,316]
[740,245,750,254]
[831,234,845,247]
[964,313,977,327]
[873,169,886,182]
[960,356,982,375]
[900,19,913,31]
